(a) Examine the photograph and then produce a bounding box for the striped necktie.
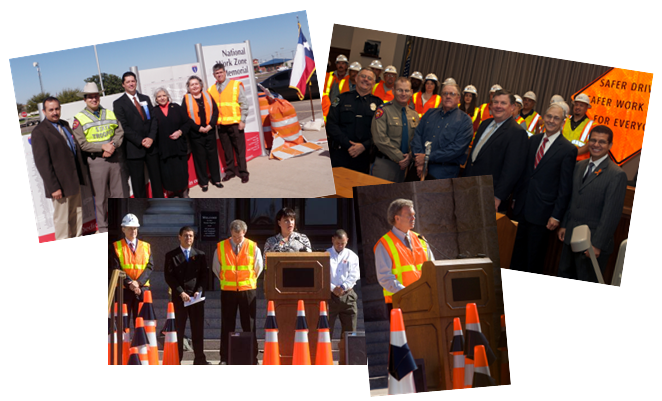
[583,162,595,183]
[534,137,548,168]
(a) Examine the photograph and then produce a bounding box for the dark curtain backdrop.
[402,36,611,109]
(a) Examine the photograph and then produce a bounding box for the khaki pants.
[88,153,126,232]
[52,191,82,240]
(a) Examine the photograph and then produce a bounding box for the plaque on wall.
[200,211,220,242]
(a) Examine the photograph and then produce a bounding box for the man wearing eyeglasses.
[370,77,419,182]
[410,83,474,180]
[510,103,577,274]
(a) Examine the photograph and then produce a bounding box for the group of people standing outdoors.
[32,63,250,239]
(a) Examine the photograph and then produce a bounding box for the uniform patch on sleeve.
[375,108,384,119]
[72,119,80,129]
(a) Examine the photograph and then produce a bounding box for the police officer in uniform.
[73,82,126,233]
[371,77,419,182]
[326,68,383,174]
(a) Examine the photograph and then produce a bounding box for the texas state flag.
[289,24,316,100]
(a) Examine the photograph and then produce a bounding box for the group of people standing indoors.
[32,64,250,239]
[109,207,360,364]
[325,54,628,283]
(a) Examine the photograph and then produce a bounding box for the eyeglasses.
[544,114,564,122]
[441,92,459,97]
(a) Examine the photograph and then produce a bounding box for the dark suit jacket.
[513,133,577,226]
[164,247,208,297]
[463,117,528,201]
[561,158,627,253]
[113,93,158,160]
[31,119,89,198]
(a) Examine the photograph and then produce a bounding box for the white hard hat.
[514,95,523,107]
[523,91,537,102]
[442,77,457,85]
[463,85,477,95]
[424,73,438,82]
[121,213,140,227]
[384,65,397,75]
[574,93,592,107]
[335,54,349,64]
[369,60,383,70]
[550,94,565,104]
[349,61,362,71]
[490,84,503,93]
[410,71,423,81]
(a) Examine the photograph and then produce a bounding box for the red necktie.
[133,96,145,121]
[534,137,548,168]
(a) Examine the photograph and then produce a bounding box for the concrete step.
[369,376,388,390]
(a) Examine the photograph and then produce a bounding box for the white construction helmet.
[523,91,537,102]
[424,73,439,82]
[463,85,478,95]
[550,94,565,104]
[442,77,457,86]
[335,54,349,64]
[514,95,523,107]
[349,61,362,71]
[121,213,140,227]
[574,93,592,107]
[384,65,397,75]
[369,60,383,70]
[490,84,503,93]
[410,71,424,81]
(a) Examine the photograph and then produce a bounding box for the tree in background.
[84,73,123,95]
[57,88,83,104]
[17,103,25,115]
[26,92,52,113]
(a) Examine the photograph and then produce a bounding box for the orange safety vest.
[374,230,428,303]
[184,93,214,126]
[412,92,441,118]
[324,71,349,96]
[372,81,394,102]
[563,116,594,161]
[114,240,151,286]
[207,80,243,125]
[217,238,258,291]
[479,103,492,123]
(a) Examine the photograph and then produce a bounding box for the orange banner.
[573,68,653,165]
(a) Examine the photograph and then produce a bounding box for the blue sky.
[10,11,312,104]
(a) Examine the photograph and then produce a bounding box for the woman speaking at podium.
[264,207,312,258]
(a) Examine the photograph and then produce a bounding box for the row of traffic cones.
[263,300,334,365]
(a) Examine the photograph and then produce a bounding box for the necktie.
[400,107,409,154]
[184,249,190,262]
[129,241,135,253]
[56,124,76,155]
[534,137,548,168]
[583,162,595,183]
[472,122,497,162]
[133,96,145,120]
[403,233,412,251]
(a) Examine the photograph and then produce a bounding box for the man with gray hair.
[327,229,360,351]
[212,219,263,364]
[411,82,474,180]
[510,102,577,274]
[374,199,434,311]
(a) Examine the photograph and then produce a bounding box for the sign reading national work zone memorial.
[573,67,653,165]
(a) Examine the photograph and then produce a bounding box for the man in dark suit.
[31,97,89,240]
[113,72,163,198]
[557,125,628,282]
[463,90,528,211]
[510,103,577,273]
[164,227,209,364]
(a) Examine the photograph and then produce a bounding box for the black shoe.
[241,176,249,184]
[222,174,235,182]
[218,361,227,365]
[213,182,224,189]
[201,185,209,192]
[194,360,211,365]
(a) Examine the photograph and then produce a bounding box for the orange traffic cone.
[131,317,150,365]
[387,308,417,395]
[464,303,496,388]
[162,302,180,365]
[473,345,497,387]
[122,304,131,365]
[450,317,464,389]
[263,300,280,365]
[108,312,117,365]
[292,300,311,365]
[139,290,159,365]
[315,301,333,365]
[127,347,142,365]
[499,314,510,385]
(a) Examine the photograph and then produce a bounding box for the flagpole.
[308,80,315,121]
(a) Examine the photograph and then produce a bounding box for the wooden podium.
[265,252,331,364]
[392,258,499,391]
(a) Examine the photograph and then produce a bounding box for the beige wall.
[332,24,406,74]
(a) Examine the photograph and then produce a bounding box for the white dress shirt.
[327,246,360,292]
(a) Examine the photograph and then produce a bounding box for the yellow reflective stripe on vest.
[527,113,540,132]
[76,109,118,143]
[324,71,335,96]
[218,239,257,291]
[114,240,150,285]
[563,117,593,147]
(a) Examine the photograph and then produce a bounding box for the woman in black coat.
[181,76,223,192]
[153,87,192,198]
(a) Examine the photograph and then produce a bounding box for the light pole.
[33,62,44,94]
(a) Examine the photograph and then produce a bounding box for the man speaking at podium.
[374,199,434,311]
